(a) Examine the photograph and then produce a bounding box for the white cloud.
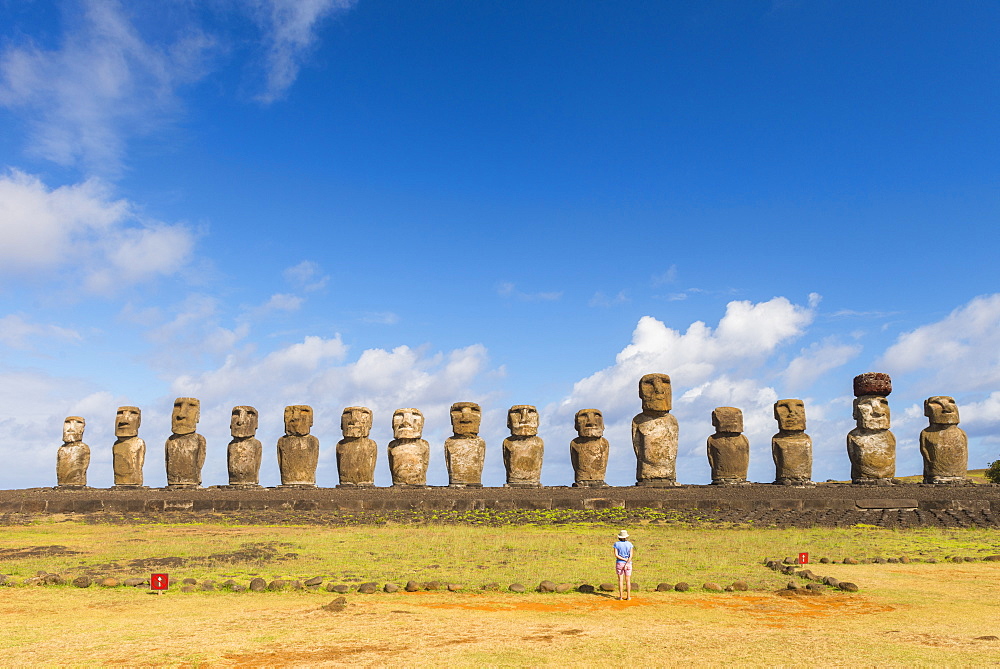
[0,0,214,173]
[251,0,357,104]
[0,170,196,290]
[651,265,677,286]
[249,293,305,318]
[781,338,862,392]
[879,293,1000,392]
[0,314,82,350]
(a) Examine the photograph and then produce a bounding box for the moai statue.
[707,407,750,485]
[772,399,813,485]
[112,406,145,487]
[336,406,377,488]
[227,406,261,488]
[847,372,896,484]
[444,402,486,488]
[503,405,544,487]
[632,373,679,486]
[570,409,609,487]
[56,416,90,488]
[920,396,968,484]
[388,408,429,487]
[277,405,319,487]
[165,397,206,488]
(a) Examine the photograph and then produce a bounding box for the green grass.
[3,517,1000,590]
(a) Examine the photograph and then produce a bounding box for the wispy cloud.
[651,264,678,286]
[497,281,562,302]
[588,291,629,308]
[0,0,215,174]
[283,260,329,292]
[250,0,358,104]
[0,314,82,351]
[361,311,400,325]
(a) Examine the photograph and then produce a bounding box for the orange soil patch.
[680,593,895,620]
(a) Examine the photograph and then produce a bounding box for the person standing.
[614,530,634,600]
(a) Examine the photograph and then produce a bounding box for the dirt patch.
[681,594,896,619]
[221,643,410,666]
[0,545,80,560]
[83,541,296,574]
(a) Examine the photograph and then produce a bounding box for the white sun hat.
[617,530,629,539]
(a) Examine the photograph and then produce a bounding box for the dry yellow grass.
[2,520,1000,665]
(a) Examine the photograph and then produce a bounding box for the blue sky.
[1,0,998,489]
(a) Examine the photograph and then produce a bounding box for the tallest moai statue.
[847,373,896,485]
[632,373,679,486]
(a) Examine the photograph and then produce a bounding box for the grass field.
[3,517,1000,666]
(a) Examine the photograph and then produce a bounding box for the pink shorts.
[616,561,632,576]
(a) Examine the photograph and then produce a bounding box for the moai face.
[284,405,314,437]
[925,396,960,425]
[853,396,890,430]
[575,409,605,438]
[774,399,806,431]
[712,407,744,433]
[62,416,85,443]
[115,406,141,437]
[342,406,373,438]
[230,406,259,438]
[171,397,200,435]
[639,373,672,412]
[450,402,482,436]
[392,408,424,439]
[508,405,539,437]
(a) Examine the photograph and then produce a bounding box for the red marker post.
[798,552,809,565]
[151,573,169,591]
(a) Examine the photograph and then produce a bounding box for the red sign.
[798,552,809,565]
[151,573,169,590]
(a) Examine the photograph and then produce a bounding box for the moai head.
[853,396,890,430]
[230,406,259,438]
[284,405,314,437]
[639,373,672,412]
[774,399,806,432]
[392,408,424,440]
[508,405,539,437]
[450,402,482,436]
[115,406,141,437]
[171,397,200,435]
[925,396,960,425]
[574,409,605,438]
[712,407,744,434]
[342,406,373,438]
[62,416,85,443]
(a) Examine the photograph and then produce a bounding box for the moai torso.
[388,408,429,486]
[847,374,895,483]
[277,405,319,487]
[707,407,749,484]
[165,397,206,487]
[503,405,544,487]
[920,396,968,483]
[112,406,145,487]
[337,407,377,487]
[57,416,90,487]
[444,402,485,487]
[570,409,609,486]
[632,373,679,485]
[228,406,262,487]
[771,399,812,484]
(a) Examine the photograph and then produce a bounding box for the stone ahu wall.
[54,372,974,490]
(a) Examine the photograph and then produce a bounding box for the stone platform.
[3,483,999,517]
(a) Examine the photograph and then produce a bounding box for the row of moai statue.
[56,372,970,489]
